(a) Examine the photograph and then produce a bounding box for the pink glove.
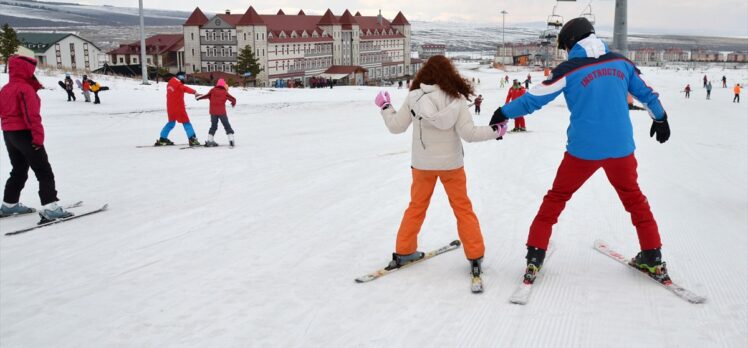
[375,91,391,109]
[493,120,509,140]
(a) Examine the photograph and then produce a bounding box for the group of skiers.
[684,75,742,102]
[155,72,236,147]
[373,17,674,291]
[62,73,103,104]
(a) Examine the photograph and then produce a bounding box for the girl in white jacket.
[374,55,508,282]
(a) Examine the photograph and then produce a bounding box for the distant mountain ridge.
[2,1,746,52]
[0,0,191,27]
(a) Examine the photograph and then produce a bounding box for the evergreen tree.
[0,23,21,73]
[235,45,262,80]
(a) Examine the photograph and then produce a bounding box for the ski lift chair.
[581,4,596,26]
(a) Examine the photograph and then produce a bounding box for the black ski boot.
[629,248,671,283]
[188,136,201,147]
[523,246,546,284]
[154,137,174,146]
[385,251,425,270]
[470,257,483,277]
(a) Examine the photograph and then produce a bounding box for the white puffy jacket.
[381,84,499,170]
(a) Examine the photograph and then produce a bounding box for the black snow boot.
[523,246,547,284]
[470,257,483,277]
[154,137,174,146]
[630,248,671,283]
[385,251,425,270]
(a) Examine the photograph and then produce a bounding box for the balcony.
[200,37,238,46]
[303,50,332,57]
[201,53,238,62]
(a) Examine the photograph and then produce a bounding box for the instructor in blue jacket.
[489,18,672,285]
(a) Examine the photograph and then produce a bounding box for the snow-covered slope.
[0,65,746,346]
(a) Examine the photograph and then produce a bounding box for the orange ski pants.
[395,167,485,260]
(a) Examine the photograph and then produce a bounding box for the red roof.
[352,16,392,31]
[339,10,356,25]
[108,34,184,55]
[263,15,329,34]
[217,14,242,26]
[238,6,265,25]
[318,9,337,25]
[184,7,209,26]
[184,7,404,37]
[391,11,410,25]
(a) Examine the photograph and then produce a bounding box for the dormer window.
[279,31,287,38]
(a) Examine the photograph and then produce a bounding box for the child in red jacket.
[197,79,237,147]
[0,55,73,220]
[506,80,527,131]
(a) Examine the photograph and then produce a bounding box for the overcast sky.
[47,0,748,37]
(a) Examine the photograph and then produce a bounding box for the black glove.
[489,107,508,126]
[649,113,670,144]
[32,143,43,151]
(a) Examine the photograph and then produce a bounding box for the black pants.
[3,131,58,205]
[66,89,76,101]
[707,90,711,99]
[474,105,481,114]
[94,91,100,104]
[209,115,234,135]
[735,94,740,103]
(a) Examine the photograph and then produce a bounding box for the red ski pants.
[396,167,485,260]
[514,117,526,129]
[527,152,662,251]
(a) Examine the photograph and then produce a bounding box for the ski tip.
[450,240,462,247]
[593,239,607,248]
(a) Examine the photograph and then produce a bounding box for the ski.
[593,239,707,304]
[5,204,109,236]
[136,144,187,148]
[0,201,82,219]
[179,145,229,150]
[471,275,484,293]
[509,243,556,305]
[355,240,462,283]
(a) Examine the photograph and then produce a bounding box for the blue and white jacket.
[502,34,666,160]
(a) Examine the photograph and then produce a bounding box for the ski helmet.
[176,72,186,81]
[557,17,595,50]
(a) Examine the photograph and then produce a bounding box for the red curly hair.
[410,55,474,99]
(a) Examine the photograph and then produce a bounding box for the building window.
[119,57,124,64]
[191,33,194,40]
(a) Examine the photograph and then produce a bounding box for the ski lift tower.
[612,0,628,56]
[555,1,626,56]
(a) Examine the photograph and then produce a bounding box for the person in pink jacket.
[0,55,72,220]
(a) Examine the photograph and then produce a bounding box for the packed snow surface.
[0,64,746,347]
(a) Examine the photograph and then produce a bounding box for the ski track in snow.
[0,65,746,346]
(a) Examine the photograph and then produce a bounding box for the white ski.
[509,243,556,305]
[593,239,707,304]
[355,240,462,283]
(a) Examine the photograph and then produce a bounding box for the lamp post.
[501,10,508,64]
[139,0,149,85]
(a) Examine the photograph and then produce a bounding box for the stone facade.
[182,7,416,86]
